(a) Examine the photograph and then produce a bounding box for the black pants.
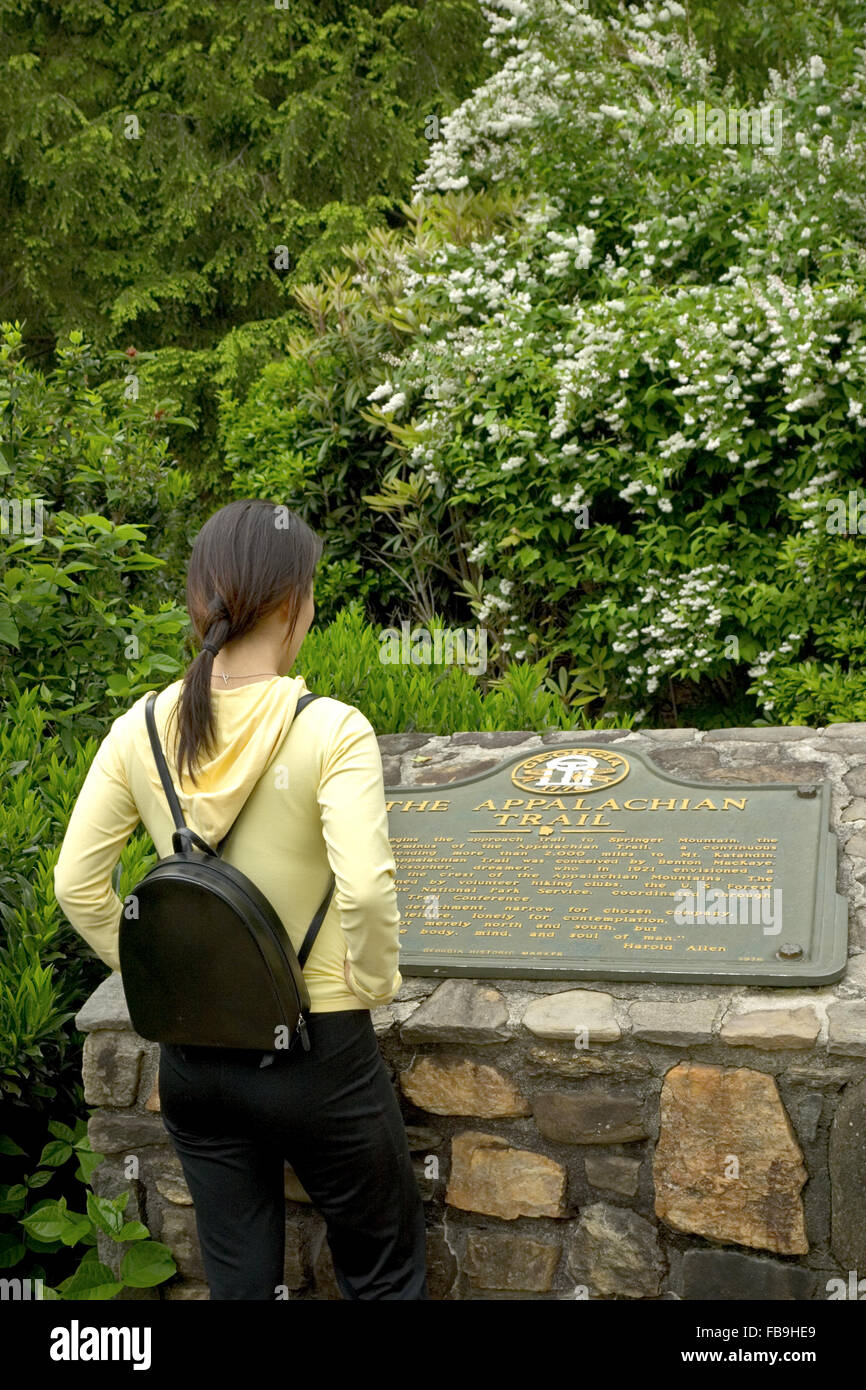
[157,1009,429,1300]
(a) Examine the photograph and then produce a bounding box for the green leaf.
[74,1155,104,1186]
[56,1260,124,1301]
[0,617,20,647]
[0,1136,26,1156]
[86,1190,125,1237]
[26,1169,55,1189]
[120,1240,177,1287]
[38,1140,72,1168]
[117,1221,150,1242]
[20,1198,91,1246]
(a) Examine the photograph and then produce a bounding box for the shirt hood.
[131,673,311,850]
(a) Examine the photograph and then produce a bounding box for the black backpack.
[118,690,335,1055]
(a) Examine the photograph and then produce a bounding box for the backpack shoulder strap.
[145,692,219,856]
[297,877,336,969]
[145,691,185,832]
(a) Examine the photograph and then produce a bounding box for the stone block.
[400,1055,530,1117]
[844,832,866,858]
[828,1001,866,1056]
[653,1062,808,1255]
[650,747,721,776]
[400,979,511,1044]
[155,1176,192,1206]
[75,972,134,1032]
[525,1047,652,1079]
[681,1249,816,1300]
[584,1153,641,1196]
[628,999,718,1046]
[82,1031,147,1106]
[87,1111,167,1154]
[719,1006,820,1050]
[567,1203,664,1298]
[464,1231,561,1292]
[446,1131,567,1220]
[796,1093,824,1144]
[829,1076,866,1271]
[158,1204,205,1282]
[844,767,866,797]
[426,1227,459,1301]
[283,1214,306,1292]
[378,733,435,756]
[522,989,621,1043]
[531,1088,648,1144]
[144,1075,160,1112]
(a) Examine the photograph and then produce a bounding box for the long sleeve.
[53,724,141,974]
[317,706,402,1009]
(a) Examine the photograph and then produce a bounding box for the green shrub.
[299,600,636,734]
[0,324,196,741]
[0,1121,175,1298]
[1,1,491,353]
[213,0,866,728]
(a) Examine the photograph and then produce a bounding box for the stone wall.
[76,723,866,1300]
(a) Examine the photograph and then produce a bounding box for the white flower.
[809,55,826,80]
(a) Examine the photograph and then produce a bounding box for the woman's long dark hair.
[170,500,323,787]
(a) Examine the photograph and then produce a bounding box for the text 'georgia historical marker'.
[384,746,847,986]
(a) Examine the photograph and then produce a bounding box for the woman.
[54,499,429,1300]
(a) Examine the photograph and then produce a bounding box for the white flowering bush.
[221,0,866,725]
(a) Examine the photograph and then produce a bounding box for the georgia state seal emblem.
[509,748,629,794]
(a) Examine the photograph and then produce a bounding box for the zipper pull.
[297,1014,311,1052]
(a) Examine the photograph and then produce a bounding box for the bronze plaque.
[385,746,848,986]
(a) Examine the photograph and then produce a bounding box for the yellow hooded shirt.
[53,674,402,1012]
